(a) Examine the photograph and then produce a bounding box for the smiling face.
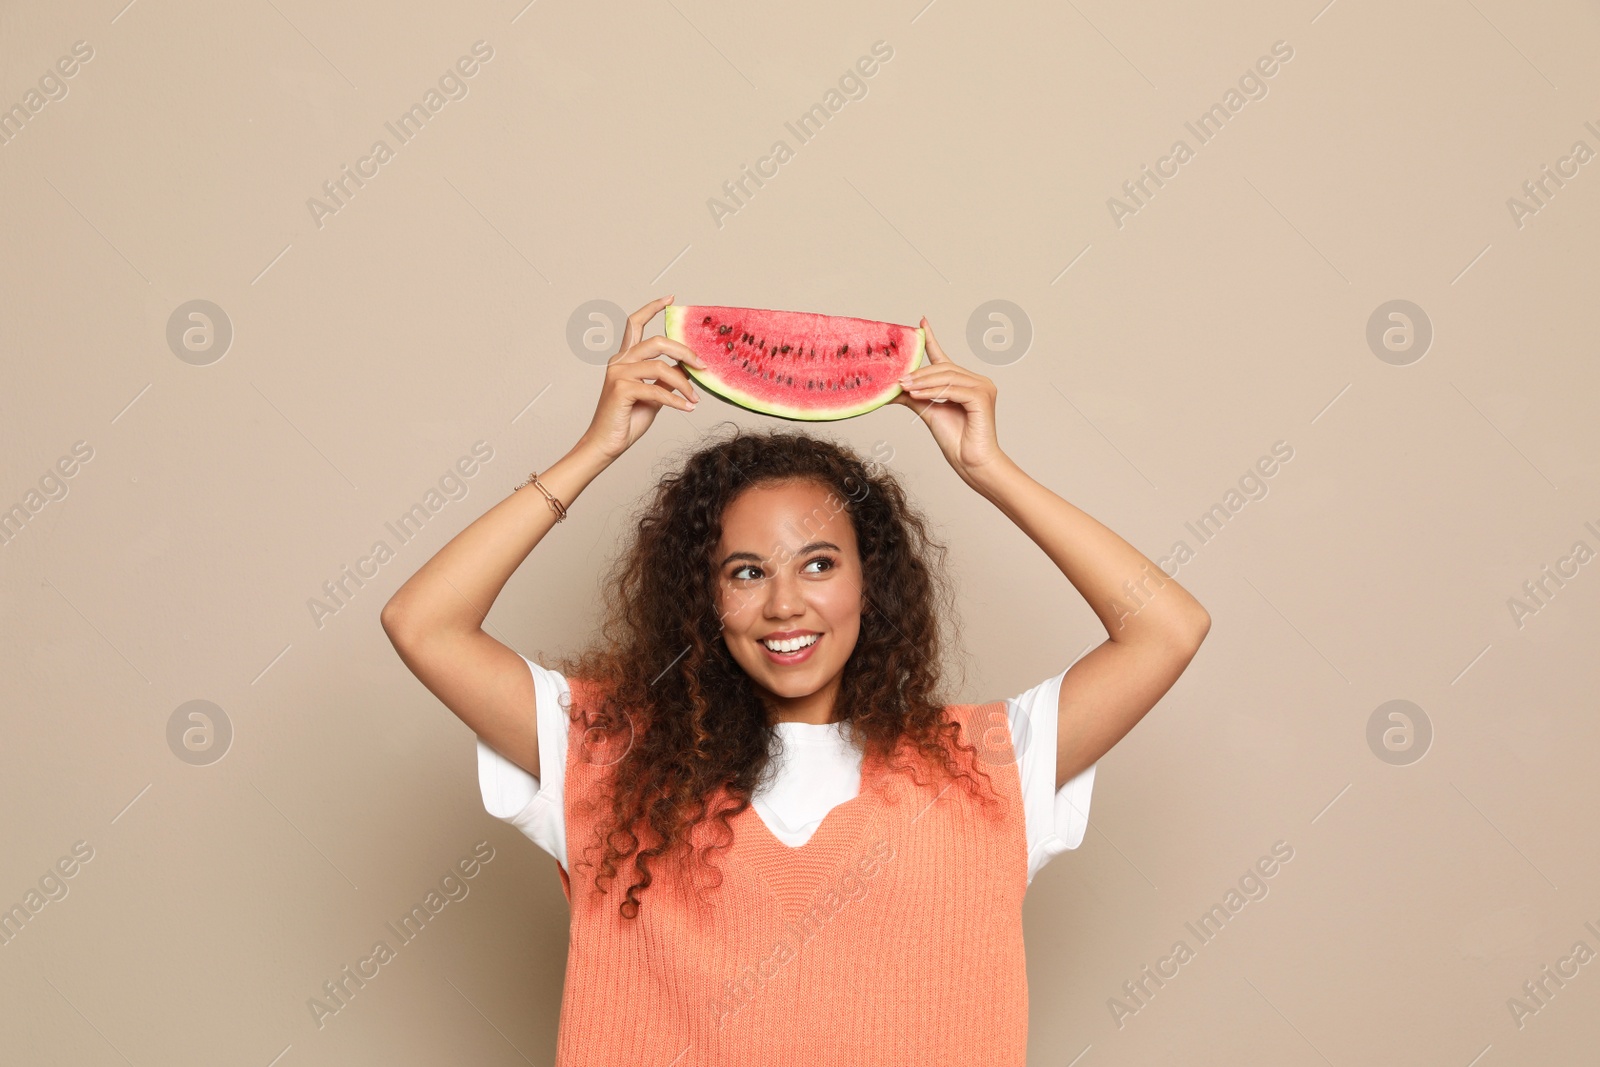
[712,478,864,724]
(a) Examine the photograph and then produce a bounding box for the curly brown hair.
[554,424,1005,919]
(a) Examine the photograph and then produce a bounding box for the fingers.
[619,377,696,413]
[891,390,944,421]
[899,364,993,395]
[622,294,675,352]
[889,391,930,414]
[611,334,708,370]
[615,357,701,403]
[904,381,985,408]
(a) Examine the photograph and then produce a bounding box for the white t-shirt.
[478,655,1096,886]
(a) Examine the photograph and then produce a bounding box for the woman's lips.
[761,633,820,666]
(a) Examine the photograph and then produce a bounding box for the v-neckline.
[748,780,874,853]
[731,745,890,921]
[752,719,868,851]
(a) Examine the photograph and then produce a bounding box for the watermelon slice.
[663,305,926,421]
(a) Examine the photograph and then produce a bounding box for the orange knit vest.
[549,677,1031,1066]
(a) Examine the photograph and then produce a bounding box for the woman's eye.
[729,557,833,580]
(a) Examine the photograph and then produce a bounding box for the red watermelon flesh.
[663,305,926,421]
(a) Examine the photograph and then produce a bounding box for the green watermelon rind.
[663,305,926,422]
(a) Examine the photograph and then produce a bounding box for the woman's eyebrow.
[717,541,841,569]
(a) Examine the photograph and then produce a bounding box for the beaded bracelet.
[513,471,568,522]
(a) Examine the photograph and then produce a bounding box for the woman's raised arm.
[893,316,1211,791]
[380,295,704,779]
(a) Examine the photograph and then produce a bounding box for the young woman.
[381,295,1210,1064]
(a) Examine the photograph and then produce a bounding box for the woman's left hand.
[891,317,1008,485]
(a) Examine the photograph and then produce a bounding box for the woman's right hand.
[578,295,707,462]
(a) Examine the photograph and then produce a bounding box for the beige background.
[3,0,1598,1063]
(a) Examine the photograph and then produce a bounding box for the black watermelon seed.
[718,324,730,335]
[702,315,712,325]
[725,341,734,351]
[780,345,790,353]
[842,344,849,354]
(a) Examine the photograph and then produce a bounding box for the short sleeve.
[475,654,570,870]
[1008,669,1097,885]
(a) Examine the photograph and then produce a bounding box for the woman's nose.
[763,570,803,617]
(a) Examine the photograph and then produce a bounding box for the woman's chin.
[751,668,832,702]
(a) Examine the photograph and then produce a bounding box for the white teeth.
[762,633,819,653]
